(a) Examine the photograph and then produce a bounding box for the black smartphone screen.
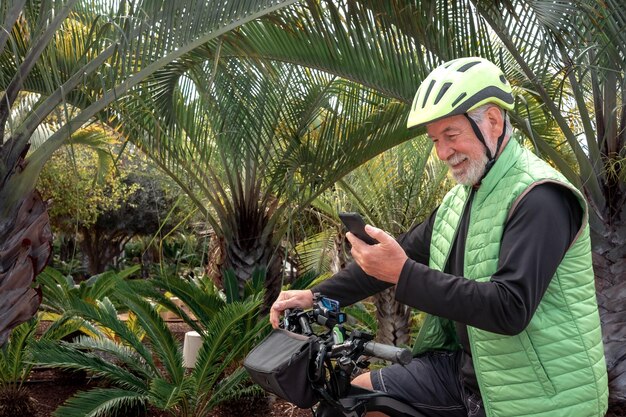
[338,212,378,245]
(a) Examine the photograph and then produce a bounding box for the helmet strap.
[463,111,508,178]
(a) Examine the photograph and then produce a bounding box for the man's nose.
[435,142,454,161]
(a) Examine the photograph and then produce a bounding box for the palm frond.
[200,367,260,413]
[30,339,148,391]
[2,0,302,209]
[119,55,415,278]
[0,318,36,383]
[293,229,338,275]
[37,314,89,342]
[130,274,226,332]
[52,387,148,417]
[149,376,194,411]
[473,0,607,208]
[113,290,184,384]
[192,297,266,394]
[63,297,156,371]
[69,335,155,380]
[226,0,495,103]
[344,303,378,334]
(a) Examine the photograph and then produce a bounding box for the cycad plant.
[30,278,267,417]
[36,265,139,317]
[0,315,86,417]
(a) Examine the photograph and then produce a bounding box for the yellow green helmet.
[407,57,514,129]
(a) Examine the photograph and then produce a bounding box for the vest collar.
[472,138,522,198]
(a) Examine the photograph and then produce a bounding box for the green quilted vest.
[412,139,608,417]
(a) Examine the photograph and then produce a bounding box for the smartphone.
[338,212,378,245]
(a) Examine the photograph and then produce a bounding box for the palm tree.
[0,0,301,345]
[116,57,414,306]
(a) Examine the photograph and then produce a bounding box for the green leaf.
[52,387,148,417]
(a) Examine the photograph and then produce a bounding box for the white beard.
[448,152,489,186]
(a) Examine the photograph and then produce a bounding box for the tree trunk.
[592,222,626,406]
[79,228,129,276]
[374,287,411,347]
[223,231,283,311]
[0,190,52,346]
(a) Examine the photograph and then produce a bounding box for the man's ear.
[485,106,504,138]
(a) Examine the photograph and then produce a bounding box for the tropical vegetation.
[31,273,267,417]
[0,0,624,414]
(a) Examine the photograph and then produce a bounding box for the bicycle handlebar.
[363,341,412,365]
[283,297,413,365]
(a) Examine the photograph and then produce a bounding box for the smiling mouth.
[449,157,467,169]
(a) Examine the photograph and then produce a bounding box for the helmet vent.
[422,79,436,108]
[452,92,467,107]
[457,61,481,72]
[499,75,507,84]
[434,82,452,105]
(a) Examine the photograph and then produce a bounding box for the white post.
[183,331,202,368]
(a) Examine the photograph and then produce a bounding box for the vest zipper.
[442,186,476,273]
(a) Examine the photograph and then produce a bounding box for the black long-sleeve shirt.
[313,183,582,394]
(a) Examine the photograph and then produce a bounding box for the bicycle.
[247,294,427,417]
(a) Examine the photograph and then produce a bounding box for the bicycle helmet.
[407,57,514,129]
[408,57,515,176]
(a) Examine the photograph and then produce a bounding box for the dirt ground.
[25,384,311,416]
[25,376,312,417]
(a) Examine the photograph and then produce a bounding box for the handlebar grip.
[362,341,412,365]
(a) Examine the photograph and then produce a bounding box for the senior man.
[271,57,608,417]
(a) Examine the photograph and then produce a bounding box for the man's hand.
[269,290,314,329]
[347,225,408,284]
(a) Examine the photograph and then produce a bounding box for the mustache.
[447,153,468,166]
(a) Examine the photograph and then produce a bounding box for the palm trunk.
[79,228,131,276]
[592,222,626,406]
[374,287,411,347]
[210,204,284,310]
[0,189,52,346]
[223,232,283,311]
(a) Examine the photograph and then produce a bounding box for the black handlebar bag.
[244,328,318,408]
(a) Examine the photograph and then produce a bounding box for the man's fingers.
[273,296,302,311]
[269,290,314,329]
[364,225,389,242]
[270,313,279,328]
[269,292,304,328]
[345,231,358,246]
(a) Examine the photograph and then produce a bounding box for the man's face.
[426,114,490,186]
